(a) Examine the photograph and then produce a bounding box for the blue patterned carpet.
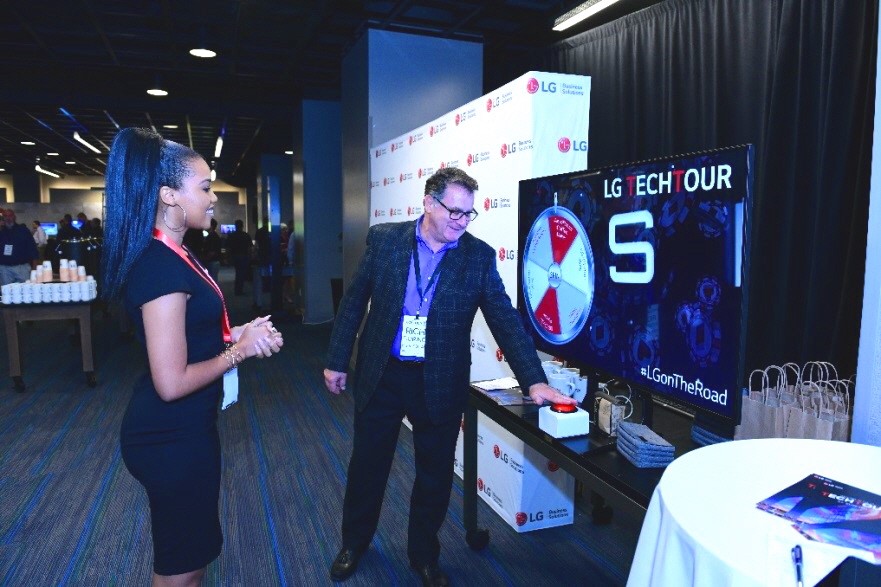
[0,268,640,586]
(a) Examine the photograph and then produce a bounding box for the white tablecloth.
[627,438,881,587]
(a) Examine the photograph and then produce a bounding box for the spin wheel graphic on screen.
[522,197,595,344]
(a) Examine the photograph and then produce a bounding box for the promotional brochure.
[757,473,881,560]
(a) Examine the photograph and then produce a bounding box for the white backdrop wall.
[369,71,591,530]
[369,71,591,381]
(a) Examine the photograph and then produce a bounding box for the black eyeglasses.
[432,195,479,221]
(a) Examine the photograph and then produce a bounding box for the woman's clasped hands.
[232,315,284,359]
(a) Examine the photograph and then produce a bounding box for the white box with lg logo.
[473,413,574,532]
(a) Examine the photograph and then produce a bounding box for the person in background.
[91,218,104,239]
[182,227,205,264]
[323,167,575,586]
[0,209,39,285]
[203,218,222,283]
[32,220,48,260]
[101,127,284,586]
[78,212,95,237]
[57,214,81,241]
[225,219,252,296]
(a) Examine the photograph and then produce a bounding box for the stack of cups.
[3,283,23,304]
[59,259,70,281]
[543,360,589,403]
[42,260,52,282]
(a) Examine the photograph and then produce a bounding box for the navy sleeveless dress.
[120,240,225,575]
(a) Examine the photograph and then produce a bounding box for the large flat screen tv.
[517,145,754,421]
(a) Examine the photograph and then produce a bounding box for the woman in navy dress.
[102,128,284,586]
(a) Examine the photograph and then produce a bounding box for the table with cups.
[1,260,98,390]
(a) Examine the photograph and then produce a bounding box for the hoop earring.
[163,204,187,233]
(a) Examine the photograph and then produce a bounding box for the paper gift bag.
[735,369,784,439]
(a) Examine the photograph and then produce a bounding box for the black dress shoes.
[330,546,363,581]
[411,562,450,587]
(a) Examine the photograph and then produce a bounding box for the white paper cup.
[548,372,576,397]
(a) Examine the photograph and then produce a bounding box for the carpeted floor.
[0,268,641,586]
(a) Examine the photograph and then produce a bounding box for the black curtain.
[514,0,877,376]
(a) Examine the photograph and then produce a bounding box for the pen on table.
[791,544,803,587]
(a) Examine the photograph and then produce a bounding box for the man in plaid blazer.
[324,168,574,586]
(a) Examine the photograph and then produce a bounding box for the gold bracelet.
[220,344,244,373]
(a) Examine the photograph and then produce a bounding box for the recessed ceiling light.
[284,150,293,155]
[47,152,59,156]
[163,124,179,129]
[0,168,5,172]
[147,88,169,97]
[21,141,35,146]
[189,48,217,58]
[65,161,76,165]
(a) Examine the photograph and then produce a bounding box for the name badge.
[3,245,12,256]
[400,315,426,358]
[222,368,239,410]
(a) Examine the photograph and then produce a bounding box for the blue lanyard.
[412,236,443,318]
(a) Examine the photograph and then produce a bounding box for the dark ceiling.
[0,0,662,187]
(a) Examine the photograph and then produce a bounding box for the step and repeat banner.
[369,71,590,531]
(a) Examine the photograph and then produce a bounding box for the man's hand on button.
[528,382,578,406]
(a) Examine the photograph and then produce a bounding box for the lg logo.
[526,78,557,94]
[547,461,560,472]
[515,511,544,526]
[496,348,506,363]
[455,114,461,126]
[486,98,493,112]
[497,247,516,261]
[493,445,510,463]
[500,144,507,158]
[484,198,491,212]
[558,137,587,153]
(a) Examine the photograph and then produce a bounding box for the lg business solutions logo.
[486,90,514,112]
[454,107,477,126]
[482,196,512,212]
[499,139,533,159]
[526,76,587,97]
[466,151,490,166]
[429,122,447,137]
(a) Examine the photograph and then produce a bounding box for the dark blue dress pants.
[341,357,461,566]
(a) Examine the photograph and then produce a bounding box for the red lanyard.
[152,228,232,343]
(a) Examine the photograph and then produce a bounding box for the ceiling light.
[210,169,217,181]
[21,141,35,146]
[189,48,217,58]
[0,168,5,173]
[163,124,179,129]
[35,164,60,178]
[47,152,59,156]
[65,161,76,165]
[214,136,223,158]
[284,150,293,155]
[553,0,622,31]
[147,88,169,97]
[73,132,101,154]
